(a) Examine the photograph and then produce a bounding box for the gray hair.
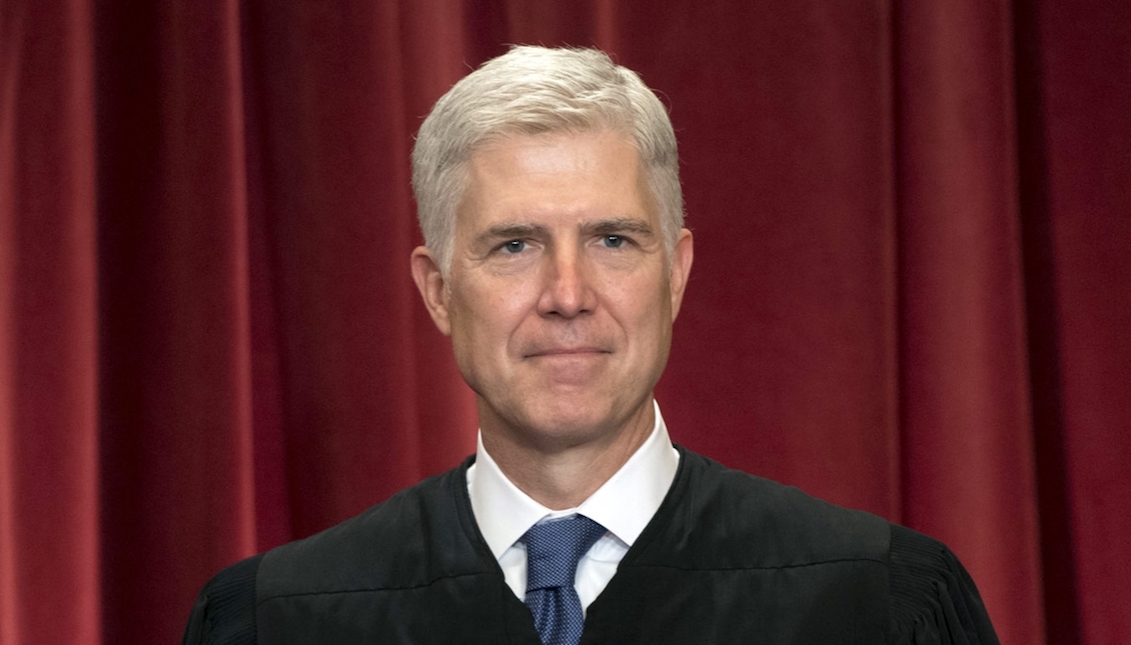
[411,46,684,274]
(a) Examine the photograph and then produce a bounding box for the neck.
[480,401,655,510]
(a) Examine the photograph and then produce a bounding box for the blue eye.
[503,240,527,253]
[603,235,625,248]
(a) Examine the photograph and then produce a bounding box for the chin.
[518,401,622,442]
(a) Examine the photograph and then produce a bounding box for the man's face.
[412,131,693,452]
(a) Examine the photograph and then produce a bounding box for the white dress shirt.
[466,400,680,613]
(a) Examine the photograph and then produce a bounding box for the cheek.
[450,285,530,345]
[605,276,671,324]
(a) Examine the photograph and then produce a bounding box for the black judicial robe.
[182,448,999,645]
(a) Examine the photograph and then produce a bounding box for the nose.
[536,245,597,318]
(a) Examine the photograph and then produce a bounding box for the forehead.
[456,131,654,230]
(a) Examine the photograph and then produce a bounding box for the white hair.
[411,46,684,273]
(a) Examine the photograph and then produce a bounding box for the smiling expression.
[413,130,693,453]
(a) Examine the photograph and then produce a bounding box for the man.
[183,46,999,645]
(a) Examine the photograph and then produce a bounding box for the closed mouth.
[525,347,609,358]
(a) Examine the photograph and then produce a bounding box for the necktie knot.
[523,515,607,591]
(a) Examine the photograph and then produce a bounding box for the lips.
[524,346,610,358]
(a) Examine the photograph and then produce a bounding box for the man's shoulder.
[655,449,998,643]
[256,458,487,598]
[641,448,892,568]
[182,459,493,645]
[181,553,262,645]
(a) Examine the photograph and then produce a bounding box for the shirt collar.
[467,400,679,559]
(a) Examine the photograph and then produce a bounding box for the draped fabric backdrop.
[2,1,1128,644]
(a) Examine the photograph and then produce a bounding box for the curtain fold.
[1025,2,1131,643]
[893,3,1043,643]
[2,1,1128,644]
[1,1,101,644]
[94,0,257,642]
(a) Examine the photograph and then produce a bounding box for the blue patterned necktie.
[522,515,607,645]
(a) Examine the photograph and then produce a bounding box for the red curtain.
[2,1,1128,643]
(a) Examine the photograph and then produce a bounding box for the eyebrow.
[584,218,655,237]
[474,223,550,246]
[472,218,655,247]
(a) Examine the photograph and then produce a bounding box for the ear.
[410,246,452,336]
[668,228,694,320]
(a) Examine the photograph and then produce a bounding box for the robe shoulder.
[181,459,485,645]
[643,449,892,569]
[888,524,1001,644]
[256,461,487,599]
[181,553,262,645]
[655,450,999,644]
